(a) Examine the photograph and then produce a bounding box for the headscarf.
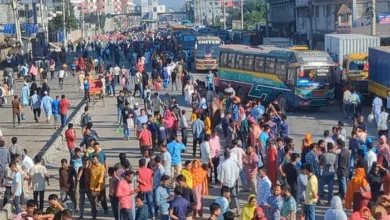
[252,207,267,220]
[324,196,347,220]
[190,160,209,195]
[349,207,372,220]
[163,110,174,128]
[0,129,4,141]
[378,135,390,167]
[345,168,370,210]
[199,97,207,109]
[302,133,312,149]
[241,194,257,220]
[180,167,193,188]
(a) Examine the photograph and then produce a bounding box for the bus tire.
[236,87,245,103]
[277,94,288,113]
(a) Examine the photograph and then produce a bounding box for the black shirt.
[338,149,351,177]
[182,186,196,216]
[121,107,133,123]
[284,163,299,189]
[356,158,368,175]
[117,95,128,107]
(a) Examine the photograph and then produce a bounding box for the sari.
[345,168,370,211]
[378,136,390,168]
[266,145,277,185]
[241,194,257,220]
[349,207,374,220]
[191,160,208,210]
[252,207,267,220]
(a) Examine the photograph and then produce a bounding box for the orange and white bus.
[194,36,222,71]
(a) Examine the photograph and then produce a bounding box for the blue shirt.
[215,197,230,220]
[279,121,289,138]
[167,141,186,166]
[136,115,148,131]
[192,119,204,139]
[259,132,269,152]
[169,197,190,220]
[52,100,60,114]
[71,156,83,173]
[153,165,165,190]
[31,94,41,109]
[266,195,283,220]
[250,108,260,121]
[12,172,22,196]
[155,186,170,214]
[257,105,265,115]
[89,151,106,164]
[231,104,239,121]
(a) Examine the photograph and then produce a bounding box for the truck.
[324,34,380,95]
[368,47,390,99]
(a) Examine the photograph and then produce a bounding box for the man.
[155,175,171,220]
[108,167,120,220]
[0,140,10,181]
[9,137,25,160]
[59,95,70,128]
[169,186,191,220]
[218,151,240,215]
[13,199,36,220]
[135,109,148,136]
[58,159,77,209]
[215,186,231,220]
[80,106,92,134]
[65,123,77,160]
[230,139,247,192]
[349,89,360,118]
[209,203,222,220]
[365,142,377,173]
[134,70,143,97]
[167,136,186,188]
[153,156,165,192]
[257,167,272,207]
[116,91,127,123]
[11,95,22,128]
[160,144,172,180]
[304,144,320,177]
[244,146,258,194]
[337,140,350,199]
[28,155,49,211]
[45,194,66,220]
[119,102,133,140]
[265,184,283,220]
[323,130,335,147]
[303,163,318,220]
[281,184,297,220]
[284,153,300,203]
[176,174,196,217]
[138,123,152,155]
[192,114,204,156]
[136,194,149,220]
[180,110,189,147]
[206,70,214,91]
[151,93,161,115]
[58,66,66,87]
[137,158,155,218]
[343,87,351,119]
[77,156,92,219]
[10,161,22,214]
[89,154,108,219]
[319,143,337,205]
[89,142,108,172]
[372,93,383,124]
[52,95,61,129]
[200,134,213,170]
[31,91,41,122]
[116,170,138,220]
[377,106,389,137]
[356,149,368,174]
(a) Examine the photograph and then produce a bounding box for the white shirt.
[135,72,142,84]
[365,150,377,172]
[114,66,121,75]
[22,155,34,171]
[29,164,48,191]
[230,146,246,169]
[58,70,65,78]
[200,141,211,165]
[218,158,240,188]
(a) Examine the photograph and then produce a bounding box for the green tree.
[48,0,78,32]
[225,0,266,29]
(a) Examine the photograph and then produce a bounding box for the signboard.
[197,40,220,44]
[336,25,352,34]
[378,13,390,24]
[296,51,331,63]
[232,20,242,30]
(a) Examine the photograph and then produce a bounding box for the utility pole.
[62,0,67,45]
[308,0,314,48]
[11,0,22,44]
[97,0,101,35]
[199,0,203,26]
[39,0,45,36]
[211,0,215,25]
[222,0,226,29]
[371,0,376,36]
[240,0,243,29]
[264,0,269,37]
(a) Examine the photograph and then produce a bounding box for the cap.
[44,91,48,95]
[135,103,139,106]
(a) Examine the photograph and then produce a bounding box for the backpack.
[81,113,90,126]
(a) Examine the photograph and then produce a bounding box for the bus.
[171,25,187,31]
[216,45,337,110]
[195,36,222,70]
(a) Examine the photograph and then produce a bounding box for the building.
[294,0,390,48]
[194,0,222,25]
[222,0,239,8]
[268,0,296,37]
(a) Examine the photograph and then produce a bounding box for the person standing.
[167,136,186,188]
[10,161,22,214]
[230,139,247,192]
[160,144,172,181]
[59,95,70,128]
[9,137,25,160]
[169,186,191,220]
[281,184,297,220]
[77,156,92,219]
[65,123,77,160]
[244,146,258,194]
[215,186,231,220]
[155,175,171,220]
[137,158,155,219]
[138,123,152,155]
[342,87,351,119]
[372,93,383,125]
[28,155,49,211]
[58,159,77,209]
[108,167,120,220]
[119,102,133,140]
[52,96,60,129]
[305,144,320,177]
[134,71,143,97]
[377,106,389,137]
[319,143,337,205]
[191,159,209,219]
[180,110,189,147]
[284,153,300,203]
[265,184,283,220]
[257,167,272,207]
[0,140,10,182]
[31,91,41,122]
[116,170,138,220]
[209,130,221,184]
[90,154,108,219]
[337,140,350,200]
[192,114,204,157]
[117,91,127,123]
[11,95,22,128]
[200,134,213,171]
[303,164,318,220]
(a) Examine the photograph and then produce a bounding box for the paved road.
[37,76,378,219]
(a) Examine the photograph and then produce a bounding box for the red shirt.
[65,129,77,150]
[59,99,70,115]
[139,130,151,146]
[138,167,153,192]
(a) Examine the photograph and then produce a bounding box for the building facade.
[268,0,296,37]
[194,0,222,25]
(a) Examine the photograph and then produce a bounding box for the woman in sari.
[345,167,371,211]
[184,81,194,104]
[377,135,390,168]
[30,82,38,97]
[153,76,162,94]
[324,196,347,220]
[349,207,374,220]
[191,159,208,219]
[241,194,257,220]
[252,207,267,220]
[301,133,312,164]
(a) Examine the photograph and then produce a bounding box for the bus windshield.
[296,66,334,89]
[196,43,220,59]
[349,60,367,72]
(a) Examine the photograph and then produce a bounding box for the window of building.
[254,56,265,72]
[215,1,218,5]
[276,59,287,81]
[244,55,254,71]
[209,10,212,13]
[228,53,236,68]
[326,5,331,17]
[322,5,326,17]
[265,57,276,74]
[341,14,348,22]
[209,2,212,5]
[315,6,319,17]
[236,54,244,70]
[220,52,228,67]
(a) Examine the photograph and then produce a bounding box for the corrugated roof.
[337,4,353,15]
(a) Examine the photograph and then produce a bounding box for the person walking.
[11,95,22,128]
[28,155,49,211]
[117,170,138,220]
[59,95,70,128]
[90,154,108,219]
[137,158,155,219]
[59,159,77,210]
[167,136,186,188]
[303,164,318,220]
[31,91,41,122]
[9,161,22,214]
[319,143,337,205]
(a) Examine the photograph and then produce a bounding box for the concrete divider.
[0,204,12,219]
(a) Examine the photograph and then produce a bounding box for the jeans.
[208,83,213,91]
[210,157,220,183]
[123,122,130,139]
[91,190,108,218]
[60,189,77,209]
[319,173,334,203]
[120,208,133,220]
[13,195,21,214]
[181,128,188,147]
[79,188,92,217]
[192,137,202,156]
[343,103,351,117]
[239,169,248,191]
[172,81,178,91]
[142,191,155,218]
[33,108,41,121]
[60,114,67,128]
[33,191,45,211]
[117,106,124,122]
[338,175,347,199]
[304,204,316,220]
[110,196,119,220]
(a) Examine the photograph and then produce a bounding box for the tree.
[225,0,266,30]
[48,0,78,32]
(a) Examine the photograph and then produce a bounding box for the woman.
[267,141,278,185]
[153,76,162,94]
[349,207,374,220]
[191,159,209,219]
[199,97,208,111]
[367,162,387,202]
[211,94,222,128]
[184,81,194,104]
[20,82,30,106]
[324,196,347,220]
[377,135,390,168]
[301,133,312,164]
[41,82,50,97]
[29,63,38,81]
[241,194,257,220]
[30,82,38,97]
[345,167,371,211]
[249,122,262,151]
[163,110,176,142]
[252,207,267,220]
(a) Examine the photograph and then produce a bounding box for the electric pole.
[62,0,67,45]
[240,0,243,29]
[264,0,269,37]
[211,0,215,25]
[39,0,45,36]
[97,0,101,35]
[308,0,314,48]
[371,0,376,36]
[11,0,22,44]
[222,0,226,29]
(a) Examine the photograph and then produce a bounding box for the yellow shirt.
[90,163,105,191]
[205,116,211,135]
[180,169,193,188]
[305,174,318,205]
[191,113,197,122]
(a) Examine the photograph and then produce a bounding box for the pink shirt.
[138,167,153,192]
[116,179,133,209]
[210,136,221,158]
[245,152,259,175]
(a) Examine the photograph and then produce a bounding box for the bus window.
[265,57,276,74]
[276,59,287,81]
[220,53,228,67]
[228,53,236,69]
[236,54,244,70]
[254,56,264,72]
[244,55,254,71]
